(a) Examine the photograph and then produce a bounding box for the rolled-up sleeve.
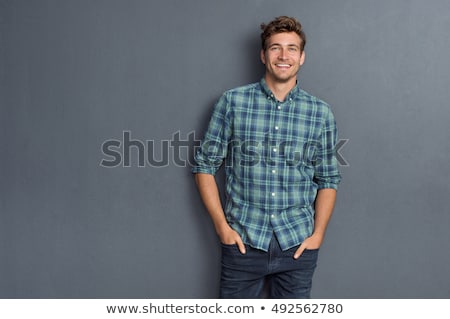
[192,94,232,176]
[313,106,342,190]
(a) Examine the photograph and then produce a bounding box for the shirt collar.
[260,77,301,101]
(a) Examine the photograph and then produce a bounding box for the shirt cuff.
[191,166,218,175]
[317,182,339,190]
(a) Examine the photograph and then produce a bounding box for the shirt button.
[272,170,276,174]
[275,126,279,130]
[271,214,275,218]
[277,105,281,110]
[273,148,277,152]
[271,192,276,197]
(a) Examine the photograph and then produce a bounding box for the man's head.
[260,16,306,52]
[260,16,306,87]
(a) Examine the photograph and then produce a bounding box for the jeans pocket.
[220,243,241,256]
[298,248,319,266]
[304,248,319,252]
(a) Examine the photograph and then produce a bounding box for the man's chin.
[273,75,295,83]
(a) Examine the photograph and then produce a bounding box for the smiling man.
[261,31,305,93]
[192,16,341,298]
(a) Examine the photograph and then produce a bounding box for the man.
[192,16,341,298]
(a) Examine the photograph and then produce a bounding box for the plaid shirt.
[192,78,341,251]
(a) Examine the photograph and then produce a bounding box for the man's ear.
[300,50,305,66]
[260,49,266,65]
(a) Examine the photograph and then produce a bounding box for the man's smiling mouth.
[275,63,291,68]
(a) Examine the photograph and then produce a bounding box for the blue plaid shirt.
[193,78,341,251]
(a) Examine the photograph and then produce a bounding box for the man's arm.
[195,173,246,254]
[293,188,337,259]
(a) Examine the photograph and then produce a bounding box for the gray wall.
[1,0,449,298]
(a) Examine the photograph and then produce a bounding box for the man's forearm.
[194,173,229,235]
[313,188,337,238]
[195,173,246,253]
[293,188,337,257]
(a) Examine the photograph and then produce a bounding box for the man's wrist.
[216,221,232,236]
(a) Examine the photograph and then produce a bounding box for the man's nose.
[278,48,288,60]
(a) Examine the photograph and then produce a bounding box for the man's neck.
[265,76,297,102]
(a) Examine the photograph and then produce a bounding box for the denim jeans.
[219,234,319,299]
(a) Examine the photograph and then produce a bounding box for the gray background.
[1,0,449,298]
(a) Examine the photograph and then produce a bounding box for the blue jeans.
[219,234,319,299]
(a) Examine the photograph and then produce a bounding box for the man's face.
[260,32,305,85]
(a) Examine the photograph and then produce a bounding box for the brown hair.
[260,16,306,51]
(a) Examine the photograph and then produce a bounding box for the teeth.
[276,64,290,67]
